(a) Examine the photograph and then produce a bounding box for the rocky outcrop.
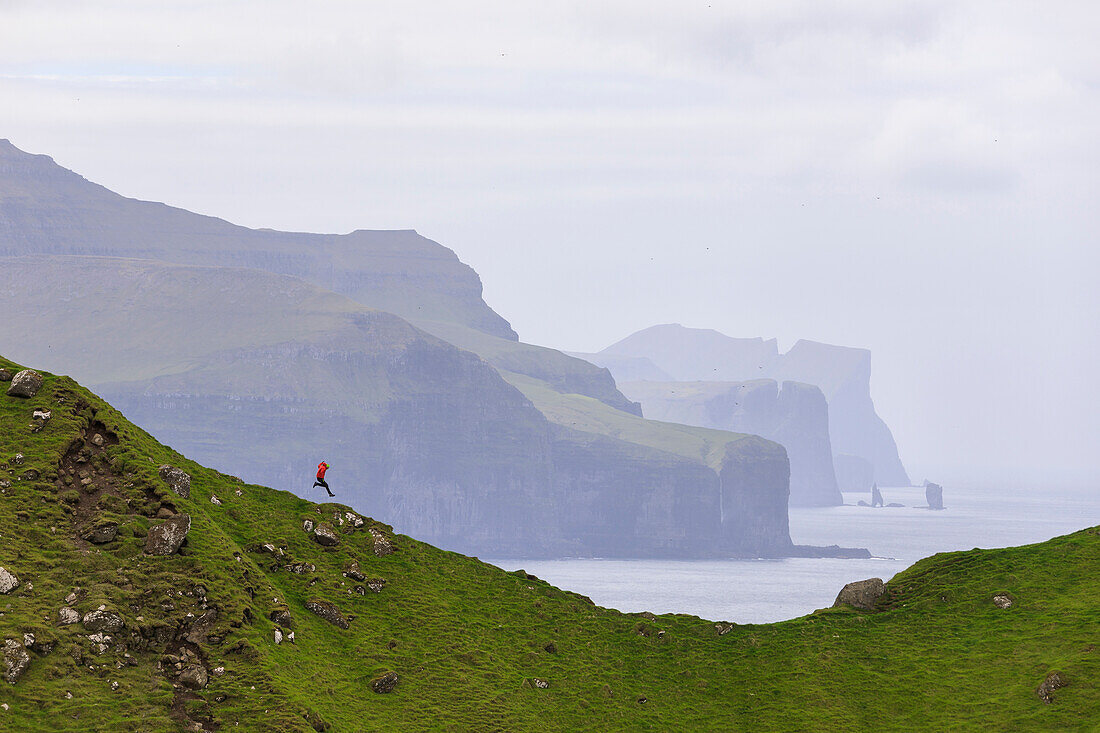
[620,379,841,507]
[3,639,30,684]
[145,514,191,555]
[924,481,944,510]
[871,484,884,508]
[305,599,349,629]
[833,578,885,610]
[158,465,191,498]
[5,369,43,398]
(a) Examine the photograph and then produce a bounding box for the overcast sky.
[2,1,1097,488]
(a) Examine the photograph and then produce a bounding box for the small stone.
[58,608,80,625]
[532,678,549,689]
[6,369,44,398]
[833,578,886,611]
[212,666,225,676]
[344,561,366,582]
[111,680,119,691]
[993,594,1013,609]
[302,519,314,533]
[90,434,106,447]
[234,489,243,497]
[274,629,283,645]
[157,465,191,498]
[210,495,222,506]
[345,512,365,528]
[369,528,394,557]
[0,567,18,594]
[32,409,51,422]
[1037,671,1068,704]
[22,634,34,648]
[0,369,11,381]
[10,454,24,465]
[82,522,119,544]
[64,590,80,604]
[287,631,295,643]
[370,671,398,693]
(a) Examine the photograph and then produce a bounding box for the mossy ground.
[0,356,1097,731]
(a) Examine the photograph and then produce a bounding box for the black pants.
[313,477,331,494]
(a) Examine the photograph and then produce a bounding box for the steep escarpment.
[0,139,515,340]
[3,361,1099,730]
[0,260,793,558]
[620,379,841,507]
[593,324,910,487]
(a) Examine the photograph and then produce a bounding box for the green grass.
[1,355,1098,731]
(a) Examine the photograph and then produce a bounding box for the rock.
[234,489,243,497]
[312,523,339,547]
[925,481,944,510]
[22,634,34,648]
[993,594,1013,609]
[714,623,734,636]
[157,465,191,498]
[0,567,18,594]
[833,578,885,611]
[3,639,31,684]
[302,519,314,533]
[156,507,175,519]
[531,678,549,689]
[885,502,904,508]
[305,599,349,629]
[32,409,51,422]
[369,528,394,556]
[366,578,386,593]
[370,671,398,693]
[344,561,366,582]
[269,608,293,628]
[274,629,283,645]
[64,589,80,604]
[82,609,125,633]
[58,607,80,625]
[90,434,106,447]
[1037,671,1068,704]
[0,369,10,381]
[19,469,39,482]
[5,369,43,398]
[856,500,870,507]
[210,495,222,506]
[178,664,208,690]
[285,562,316,574]
[9,454,23,465]
[144,513,191,555]
[871,484,884,508]
[82,522,119,544]
[344,512,365,528]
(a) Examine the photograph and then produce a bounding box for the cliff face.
[597,324,910,487]
[0,255,793,558]
[620,379,842,506]
[0,139,516,340]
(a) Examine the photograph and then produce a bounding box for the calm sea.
[487,484,1100,624]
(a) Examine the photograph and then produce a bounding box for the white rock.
[22,633,34,648]
[59,607,80,625]
[210,495,222,506]
[273,629,283,645]
[0,567,18,594]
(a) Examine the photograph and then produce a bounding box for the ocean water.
[487,484,1100,624]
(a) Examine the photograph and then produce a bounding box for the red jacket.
[317,462,328,480]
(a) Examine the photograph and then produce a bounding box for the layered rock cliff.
[594,324,910,487]
[0,255,794,558]
[619,379,842,506]
[0,139,515,340]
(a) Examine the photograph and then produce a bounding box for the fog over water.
[490,484,1100,623]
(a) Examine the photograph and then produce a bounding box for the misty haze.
[1,2,1097,730]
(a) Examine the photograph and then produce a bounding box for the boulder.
[302,519,315,533]
[344,561,366,582]
[0,369,11,381]
[305,599,349,629]
[274,629,283,645]
[157,465,191,498]
[312,523,339,547]
[833,578,885,610]
[925,481,944,510]
[269,607,294,628]
[82,522,119,544]
[871,484,884,508]
[178,664,208,690]
[369,528,394,557]
[3,639,30,684]
[5,369,43,398]
[82,609,125,633]
[0,567,18,594]
[1037,671,1068,704]
[144,513,191,555]
[58,607,80,625]
[993,594,1013,609]
[371,671,399,693]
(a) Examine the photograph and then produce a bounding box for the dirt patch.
[55,421,125,543]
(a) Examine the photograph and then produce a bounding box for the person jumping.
[313,461,334,497]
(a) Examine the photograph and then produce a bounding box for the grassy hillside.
[1,357,1097,731]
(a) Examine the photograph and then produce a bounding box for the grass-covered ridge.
[1,356,1097,731]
